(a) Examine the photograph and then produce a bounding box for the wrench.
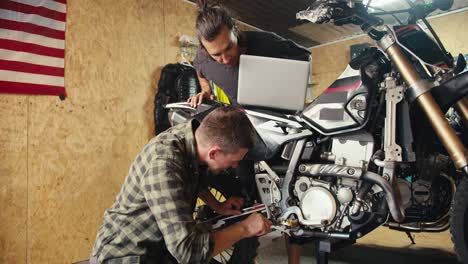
[271,225,292,236]
[211,204,267,229]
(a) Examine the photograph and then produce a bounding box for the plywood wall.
[0,0,199,263]
[311,9,468,98]
[0,96,28,264]
[30,0,168,262]
[311,35,371,98]
[164,1,197,63]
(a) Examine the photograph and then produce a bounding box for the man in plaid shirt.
[91,106,271,264]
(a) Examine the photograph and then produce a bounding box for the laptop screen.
[237,55,310,111]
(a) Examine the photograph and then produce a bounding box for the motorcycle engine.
[294,177,338,225]
[291,176,364,231]
[293,132,375,229]
[256,132,377,231]
[321,132,374,169]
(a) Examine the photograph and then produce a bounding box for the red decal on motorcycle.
[394,24,418,34]
[324,81,361,93]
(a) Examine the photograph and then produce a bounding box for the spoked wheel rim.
[212,247,234,263]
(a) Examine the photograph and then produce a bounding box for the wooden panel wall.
[427,10,468,55]
[0,96,28,264]
[0,0,195,263]
[164,1,197,63]
[311,9,468,98]
[311,35,370,98]
[28,0,166,263]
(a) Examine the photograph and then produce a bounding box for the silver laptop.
[237,55,310,111]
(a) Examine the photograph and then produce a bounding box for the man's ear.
[207,145,223,160]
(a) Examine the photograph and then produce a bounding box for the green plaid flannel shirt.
[92,120,213,263]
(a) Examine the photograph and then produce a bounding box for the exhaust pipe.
[299,164,405,222]
[362,171,405,222]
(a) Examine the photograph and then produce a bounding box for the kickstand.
[405,231,416,244]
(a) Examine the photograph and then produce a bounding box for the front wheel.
[451,177,468,263]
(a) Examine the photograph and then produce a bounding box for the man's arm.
[211,213,271,256]
[187,71,214,107]
[144,157,270,262]
[198,71,212,94]
[144,157,214,263]
[198,189,244,215]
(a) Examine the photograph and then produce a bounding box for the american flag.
[0,0,67,98]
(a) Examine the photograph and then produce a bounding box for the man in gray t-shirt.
[188,2,310,264]
[188,2,310,106]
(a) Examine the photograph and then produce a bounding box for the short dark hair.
[195,0,238,42]
[198,106,255,153]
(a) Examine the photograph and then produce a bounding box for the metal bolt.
[347,168,355,175]
[299,165,306,172]
[383,174,390,181]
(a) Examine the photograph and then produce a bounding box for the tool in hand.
[211,204,267,229]
[271,225,292,236]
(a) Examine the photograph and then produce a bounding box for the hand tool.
[210,204,267,229]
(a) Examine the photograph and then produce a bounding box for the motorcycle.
[163,0,468,262]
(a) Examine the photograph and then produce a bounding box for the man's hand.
[215,197,245,216]
[210,212,272,256]
[187,91,214,107]
[240,213,272,237]
[189,71,214,107]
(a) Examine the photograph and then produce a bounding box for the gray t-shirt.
[194,31,311,104]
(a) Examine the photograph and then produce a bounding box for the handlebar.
[296,0,383,35]
[297,0,453,26]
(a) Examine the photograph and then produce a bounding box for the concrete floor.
[257,228,459,264]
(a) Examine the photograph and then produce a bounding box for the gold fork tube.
[386,44,467,169]
[455,97,468,128]
[386,45,421,86]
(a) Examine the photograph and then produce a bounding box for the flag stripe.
[0,29,64,49]
[0,80,65,95]
[0,39,64,58]
[0,69,64,86]
[52,0,66,5]
[0,9,65,31]
[0,1,66,22]
[0,59,64,77]
[0,49,64,68]
[0,19,64,39]
[11,0,66,13]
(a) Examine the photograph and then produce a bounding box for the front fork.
[377,32,468,174]
[455,97,468,128]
